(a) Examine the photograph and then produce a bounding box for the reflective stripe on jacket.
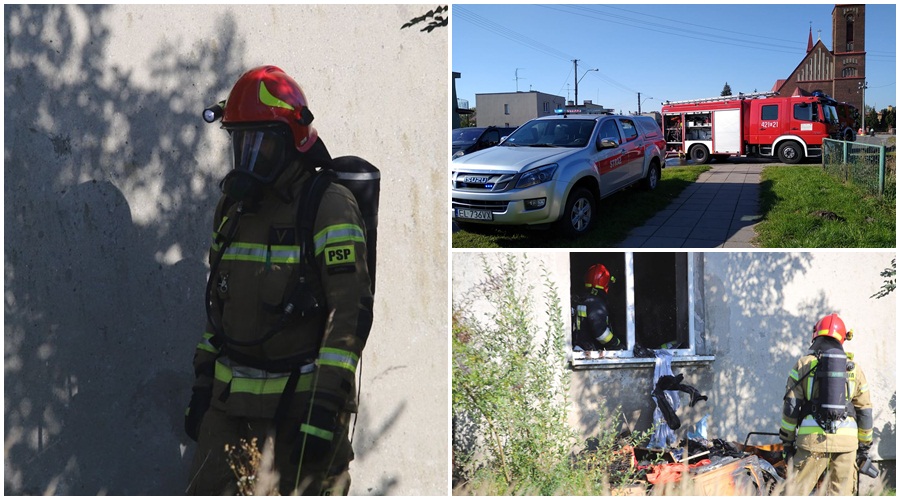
[192,171,373,420]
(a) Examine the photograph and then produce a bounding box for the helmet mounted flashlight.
[203,101,225,123]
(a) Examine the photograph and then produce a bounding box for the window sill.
[570,355,715,370]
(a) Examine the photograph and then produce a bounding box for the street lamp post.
[575,65,598,106]
[638,94,654,115]
[858,81,868,134]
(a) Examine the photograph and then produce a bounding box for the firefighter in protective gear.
[184,66,373,495]
[572,264,623,351]
[779,313,873,496]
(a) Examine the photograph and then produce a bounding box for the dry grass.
[454,458,893,496]
[224,437,281,496]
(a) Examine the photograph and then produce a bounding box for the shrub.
[453,254,652,495]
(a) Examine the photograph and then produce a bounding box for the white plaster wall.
[5,4,446,495]
[704,252,896,461]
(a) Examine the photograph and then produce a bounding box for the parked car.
[451,114,666,237]
[451,126,517,159]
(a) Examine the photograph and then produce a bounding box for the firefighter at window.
[779,313,873,496]
[572,264,623,351]
[183,66,374,495]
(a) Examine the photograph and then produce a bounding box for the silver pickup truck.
[451,113,666,237]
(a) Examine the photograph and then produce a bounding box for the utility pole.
[514,68,525,92]
[637,92,641,114]
[858,80,868,133]
[572,59,579,105]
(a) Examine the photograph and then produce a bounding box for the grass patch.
[755,165,895,247]
[452,166,710,248]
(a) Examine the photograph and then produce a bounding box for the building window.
[544,102,550,112]
[569,252,711,368]
[761,105,779,121]
[504,103,510,115]
[842,67,858,78]
[846,15,854,52]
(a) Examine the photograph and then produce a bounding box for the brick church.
[772,4,865,113]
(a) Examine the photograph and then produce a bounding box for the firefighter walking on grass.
[779,313,873,496]
[183,66,374,495]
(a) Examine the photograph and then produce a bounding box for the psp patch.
[325,245,356,266]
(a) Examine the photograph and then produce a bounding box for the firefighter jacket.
[779,350,873,453]
[572,291,620,350]
[192,171,374,420]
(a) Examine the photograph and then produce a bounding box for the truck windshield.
[822,104,840,125]
[502,119,596,148]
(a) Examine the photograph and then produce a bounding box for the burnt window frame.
[569,252,714,369]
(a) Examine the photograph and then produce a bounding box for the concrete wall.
[452,252,896,466]
[4,5,447,495]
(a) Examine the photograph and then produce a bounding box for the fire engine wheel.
[689,145,710,164]
[777,141,803,164]
[556,187,595,238]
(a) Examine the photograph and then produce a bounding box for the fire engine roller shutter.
[713,109,741,154]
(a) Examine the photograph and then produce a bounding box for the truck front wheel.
[556,187,595,238]
[689,144,710,164]
[777,141,803,164]
[641,162,661,190]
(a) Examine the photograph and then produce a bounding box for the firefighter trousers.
[787,448,858,496]
[186,406,353,495]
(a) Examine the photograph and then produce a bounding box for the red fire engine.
[661,91,841,164]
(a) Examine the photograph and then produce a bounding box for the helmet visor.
[230,127,289,182]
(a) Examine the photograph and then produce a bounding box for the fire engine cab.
[661,91,841,164]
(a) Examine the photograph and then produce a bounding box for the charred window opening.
[633,253,690,350]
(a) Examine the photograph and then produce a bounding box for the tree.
[460,108,477,128]
[865,105,879,132]
[879,106,895,133]
[721,82,732,97]
[871,259,895,299]
[401,5,448,32]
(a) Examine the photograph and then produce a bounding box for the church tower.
[832,5,865,111]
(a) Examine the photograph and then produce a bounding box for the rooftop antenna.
[515,68,525,92]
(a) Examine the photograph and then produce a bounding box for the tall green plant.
[871,258,896,299]
[452,254,575,493]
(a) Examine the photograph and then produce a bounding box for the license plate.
[455,208,493,221]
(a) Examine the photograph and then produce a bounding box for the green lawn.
[452,166,709,248]
[755,165,896,247]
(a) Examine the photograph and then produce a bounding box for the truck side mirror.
[597,137,619,151]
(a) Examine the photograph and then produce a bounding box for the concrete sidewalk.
[615,164,765,248]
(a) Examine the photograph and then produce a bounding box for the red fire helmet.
[221,65,318,153]
[584,264,615,291]
[813,313,852,343]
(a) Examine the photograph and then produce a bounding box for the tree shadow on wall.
[4,5,248,494]
[5,6,408,495]
[572,253,836,446]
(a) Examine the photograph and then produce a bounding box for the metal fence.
[822,138,896,200]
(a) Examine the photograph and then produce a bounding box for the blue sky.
[452,4,896,114]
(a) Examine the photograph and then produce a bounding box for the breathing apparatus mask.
[219,124,298,202]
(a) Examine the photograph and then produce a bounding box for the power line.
[455,7,575,63]
[601,4,809,46]
[540,5,807,56]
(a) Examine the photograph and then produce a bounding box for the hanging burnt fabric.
[649,351,679,447]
